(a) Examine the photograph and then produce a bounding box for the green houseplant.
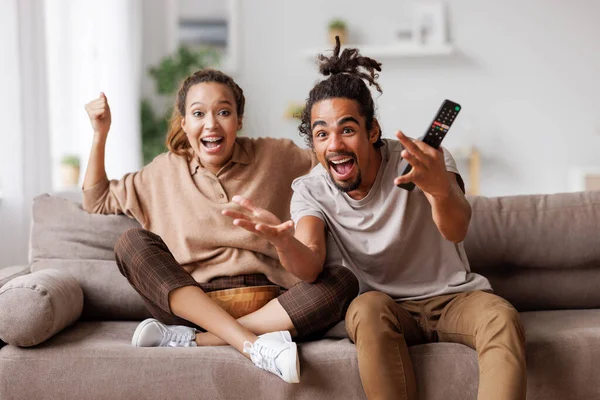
[141,45,220,165]
[328,18,348,45]
[60,154,80,187]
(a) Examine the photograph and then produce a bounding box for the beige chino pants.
[345,290,527,400]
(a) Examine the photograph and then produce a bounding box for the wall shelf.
[302,43,455,59]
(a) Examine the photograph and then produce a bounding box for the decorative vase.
[329,29,347,46]
[61,165,80,187]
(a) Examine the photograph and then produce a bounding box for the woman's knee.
[114,228,164,276]
[324,265,360,300]
[115,228,151,255]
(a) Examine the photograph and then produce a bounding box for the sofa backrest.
[30,194,150,320]
[29,191,600,320]
[465,190,600,311]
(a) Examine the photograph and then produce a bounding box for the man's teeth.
[331,158,352,164]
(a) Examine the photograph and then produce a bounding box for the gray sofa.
[1,190,600,400]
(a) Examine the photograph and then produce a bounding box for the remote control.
[396,99,461,191]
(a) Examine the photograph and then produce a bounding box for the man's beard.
[329,170,362,193]
[325,151,362,193]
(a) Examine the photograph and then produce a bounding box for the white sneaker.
[243,331,299,383]
[132,318,197,347]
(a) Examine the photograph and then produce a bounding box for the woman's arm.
[81,93,145,223]
[83,93,111,190]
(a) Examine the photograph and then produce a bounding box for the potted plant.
[60,154,80,187]
[141,46,220,165]
[284,102,305,120]
[328,19,348,45]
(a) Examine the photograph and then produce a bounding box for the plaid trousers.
[114,228,359,337]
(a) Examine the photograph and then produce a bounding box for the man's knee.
[482,299,526,347]
[345,291,396,334]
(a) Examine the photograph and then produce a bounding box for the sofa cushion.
[466,191,600,271]
[30,260,150,320]
[465,191,600,310]
[0,321,478,400]
[30,194,140,263]
[520,309,600,400]
[0,266,30,350]
[30,194,146,320]
[482,267,600,311]
[3,309,599,400]
[0,269,83,347]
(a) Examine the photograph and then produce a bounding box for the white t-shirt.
[291,139,491,301]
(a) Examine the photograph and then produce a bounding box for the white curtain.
[45,0,142,190]
[0,0,51,267]
[0,0,143,267]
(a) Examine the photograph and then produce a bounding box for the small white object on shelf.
[302,43,454,59]
[412,1,449,46]
[568,167,600,192]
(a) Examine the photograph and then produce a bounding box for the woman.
[82,69,358,384]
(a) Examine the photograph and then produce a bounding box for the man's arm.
[393,131,471,243]
[275,216,326,283]
[423,172,471,243]
[222,196,327,282]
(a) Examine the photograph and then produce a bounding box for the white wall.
[224,0,600,197]
[1,0,596,266]
[141,0,177,114]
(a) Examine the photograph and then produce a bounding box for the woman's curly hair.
[298,36,384,148]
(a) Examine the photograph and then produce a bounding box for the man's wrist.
[273,233,295,252]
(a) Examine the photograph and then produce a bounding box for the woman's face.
[181,82,242,174]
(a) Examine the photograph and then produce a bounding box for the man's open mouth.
[328,157,356,180]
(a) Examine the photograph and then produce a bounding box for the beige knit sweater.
[82,137,316,288]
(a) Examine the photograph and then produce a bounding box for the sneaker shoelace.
[165,329,195,347]
[243,341,281,375]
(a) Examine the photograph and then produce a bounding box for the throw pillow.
[0,269,83,347]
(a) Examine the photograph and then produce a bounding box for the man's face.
[310,98,380,196]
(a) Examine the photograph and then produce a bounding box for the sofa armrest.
[0,265,30,288]
[0,269,83,347]
[1,266,30,349]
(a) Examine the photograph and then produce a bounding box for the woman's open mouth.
[201,136,224,153]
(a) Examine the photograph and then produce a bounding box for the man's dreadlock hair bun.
[298,36,385,149]
[317,36,382,93]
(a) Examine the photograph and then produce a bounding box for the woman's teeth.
[201,137,223,148]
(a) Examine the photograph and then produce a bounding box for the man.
[226,39,526,399]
